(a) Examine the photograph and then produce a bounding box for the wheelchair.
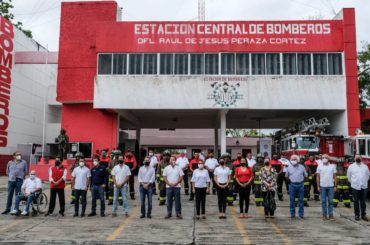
[19,190,49,217]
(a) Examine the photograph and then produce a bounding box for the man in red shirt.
[45,156,67,216]
[270,153,284,201]
[233,153,242,167]
[305,155,320,201]
[189,152,201,201]
[125,150,137,200]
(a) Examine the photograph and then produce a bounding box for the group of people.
[1,150,370,222]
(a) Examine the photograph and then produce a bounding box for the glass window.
[236,53,249,75]
[266,53,280,75]
[283,53,296,75]
[358,139,366,155]
[143,54,157,75]
[221,53,235,74]
[205,54,219,74]
[113,54,126,74]
[160,54,174,74]
[98,54,112,74]
[297,53,311,75]
[190,54,204,74]
[174,54,188,74]
[251,53,265,75]
[296,136,319,149]
[129,54,142,74]
[313,53,327,75]
[328,53,342,75]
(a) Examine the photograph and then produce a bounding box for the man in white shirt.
[316,154,337,221]
[347,155,370,221]
[10,170,42,216]
[176,152,189,195]
[163,156,184,219]
[246,153,256,168]
[111,155,131,217]
[138,157,156,219]
[71,158,91,217]
[205,152,218,195]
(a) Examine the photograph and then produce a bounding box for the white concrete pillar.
[220,110,227,155]
[214,128,219,158]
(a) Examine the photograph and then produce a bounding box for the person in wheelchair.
[10,170,42,216]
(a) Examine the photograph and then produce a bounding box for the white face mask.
[149,152,154,156]
[16,155,21,160]
[93,161,99,166]
[198,164,204,169]
[30,174,36,180]
[323,159,329,164]
[291,160,298,165]
[79,161,85,167]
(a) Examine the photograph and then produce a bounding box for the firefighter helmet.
[163,151,171,157]
[112,149,122,156]
[75,152,84,159]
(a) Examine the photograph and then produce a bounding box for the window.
[113,54,126,74]
[174,54,188,74]
[313,53,327,75]
[221,53,235,74]
[297,53,311,75]
[160,54,174,74]
[143,54,157,74]
[283,53,296,75]
[251,53,265,75]
[205,54,219,74]
[266,53,280,75]
[358,139,366,155]
[190,54,204,74]
[328,53,342,75]
[98,54,112,74]
[236,53,249,75]
[129,54,142,74]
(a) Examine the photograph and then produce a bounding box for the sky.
[10,0,370,52]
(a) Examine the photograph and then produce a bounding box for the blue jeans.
[320,186,334,216]
[91,185,105,213]
[113,185,128,214]
[6,179,23,211]
[166,187,181,216]
[14,193,34,213]
[139,184,153,216]
[289,183,304,217]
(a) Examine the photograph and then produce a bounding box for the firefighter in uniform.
[270,153,284,201]
[253,154,264,206]
[305,154,320,201]
[220,153,235,206]
[189,152,201,201]
[124,150,137,200]
[107,149,122,205]
[333,159,351,208]
[98,149,110,200]
[70,152,83,204]
[157,151,170,205]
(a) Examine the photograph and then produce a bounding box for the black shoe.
[88,212,96,217]
[140,214,145,219]
[70,201,75,205]
[304,203,309,207]
[73,213,78,217]
[176,214,183,219]
[185,191,189,195]
[147,214,152,219]
[59,212,64,217]
[80,213,85,217]
[362,216,369,222]
[107,201,113,206]
[256,203,261,207]
[1,210,10,215]
[130,196,135,200]
[345,205,351,208]
[228,203,233,206]
[279,197,283,201]
[159,202,165,206]
[44,213,50,217]
[355,216,360,221]
[101,213,105,217]
[153,192,158,195]
[165,214,172,219]
[188,198,194,201]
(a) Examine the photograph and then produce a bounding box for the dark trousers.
[91,185,105,214]
[310,177,319,199]
[277,174,285,199]
[238,184,251,213]
[74,190,87,215]
[216,185,228,213]
[129,175,135,198]
[48,188,65,214]
[352,188,367,218]
[140,184,153,216]
[208,171,216,194]
[183,170,189,194]
[6,179,23,211]
[195,187,207,215]
[262,190,275,216]
[166,187,181,215]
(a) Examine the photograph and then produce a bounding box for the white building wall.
[1,28,58,156]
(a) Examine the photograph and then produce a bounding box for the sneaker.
[329,215,335,221]
[362,216,369,222]
[10,210,18,215]
[88,212,96,217]
[112,213,117,217]
[1,210,10,215]
[21,211,28,216]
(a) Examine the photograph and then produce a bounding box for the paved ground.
[0,176,370,245]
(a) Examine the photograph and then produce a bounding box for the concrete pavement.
[0,176,370,244]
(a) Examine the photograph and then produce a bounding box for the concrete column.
[214,128,219,158]
[220,110,227,155]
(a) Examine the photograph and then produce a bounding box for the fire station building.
[56,1,358,158]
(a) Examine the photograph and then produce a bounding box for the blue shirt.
[6,160,28,181]
[286,164,307,183]
[90,165,108,186]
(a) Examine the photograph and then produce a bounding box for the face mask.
[219,161,225,166]
[323,159,329,164]
[55,160,61,166]
[30,174,36,180]
[264,160,270,166]
[93,161,99,166]
[291,160,298,165]
[240,162,246,167]
[16,155,21,160]
[237,156,242,160]
[144,161,150,166]
[149,152,154,156]
[118,160,124,164]
[199,164,204,169]
[79,162,85,167]
[355,159,361,163]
